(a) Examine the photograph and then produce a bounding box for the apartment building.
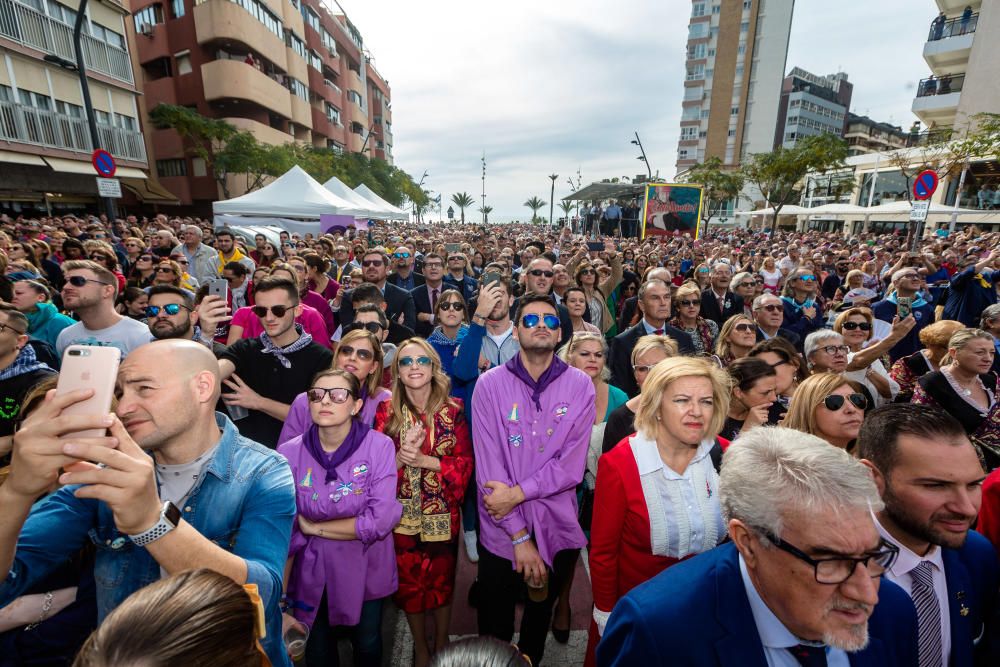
[773,68,851,149]
[843,114,911,157]
[0,0,166,214]
[134,0,392,210]
[675,0,795,174]
[912,0,997,134]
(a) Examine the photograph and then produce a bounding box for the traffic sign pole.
[911,169,939,251]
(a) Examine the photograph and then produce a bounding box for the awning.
[120,176,179,204]
[0,150,46,166]
[563,182,647,202]
[116,167,147,179]
[42,156,95,175]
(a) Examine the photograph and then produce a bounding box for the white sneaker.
[463,530,479,563]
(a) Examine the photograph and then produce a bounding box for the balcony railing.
[915,73,965,98]
[0,0,133,84]
[0,99,146,162]
[928,13,978,41]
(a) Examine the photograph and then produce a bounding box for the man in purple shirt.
[471,292,596,666]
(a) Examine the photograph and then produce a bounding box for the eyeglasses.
[307,387,354,404]
[337,344,374,361]
[66,275,111,288]
[764,533,898,585]
[438,302,465,312]
[423,261,443,269]
[678,299,701,307]
[529,269,555,278]
[633,363,657,373]
[521,313,560,330]
[755,303,783,313]
[393,252,411,259]
[361,260,384,267]
[823,393,868,411]
[345,321,384,335]
[733,323,755,333]
[841,321,871,332]
[0,322,26,336]
[145,303,190,318]
[251,304,292,318]
[399,355,432,367]
[818,344,850,356]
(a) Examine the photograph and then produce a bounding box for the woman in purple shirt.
[278,369,402,667]
[278,329,393,444]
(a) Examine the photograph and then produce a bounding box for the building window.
[309,51,322,70]
[45,0,78,26]
[712,4,720,14]
[347,90,363,106]
[191,157,207,177]
[688,42,706,59]
[740,21,749,32]
[686,63,705,81]
[692,3,705,17]
[731,106,739,115]
[285,31,307,59]
[157,158,187,177]
[288,78,308,101]
[728,129,736,137]
[744,0,752,8]
[18,90,51,109]
[114,113,138,131]
[688,23,707,39]
[701,109,710,119]
[175,52,192,74]
[738,43,746,55]
[55,100,83,117]
[681,126,697,140]
[699,130,707,138]
[133,5,163,32]
[231,0,282,38]
[679,149,689,159]
[325,102,340,125]
[171,0,184,18]
[301,5,320,32]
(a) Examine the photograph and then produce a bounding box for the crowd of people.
[1,210,1000,666]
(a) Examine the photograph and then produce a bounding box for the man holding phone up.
[871,268,935,362]
[0,340,296,666]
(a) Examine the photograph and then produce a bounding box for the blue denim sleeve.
[0,486,97,608]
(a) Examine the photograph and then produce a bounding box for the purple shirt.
[278,387,392,445]
[471,363,595,567]
[278,429,402,626]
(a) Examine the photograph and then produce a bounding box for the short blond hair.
[631,334,679,366]
[634,357,731,440]
[557,332,610,382]
[919,319,963,349]
[783,372,864,437]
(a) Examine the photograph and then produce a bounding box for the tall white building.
[675,0,795,175]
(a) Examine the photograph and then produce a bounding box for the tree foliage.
[523,196,547,223]
[682,156,745,234]
[450,192,475,224]
[478,205,493,223]
[148,103,428,208]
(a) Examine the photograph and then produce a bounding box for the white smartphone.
[56,345,121,439]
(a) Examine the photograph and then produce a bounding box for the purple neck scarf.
[505,353,569,411]
[303,420,370,484]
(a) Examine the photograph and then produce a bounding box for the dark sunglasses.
[756,304,783,313]
[733,323,755,333]
[252,304,292,318]
[438,302,465,312]
[399,356,432,367]
[678,299,701,307]
[578,268,596,276]
[307,387,354,404]
[529,269,555,278]
[67,275,110,287]
[89,254,108,262]
[156,268,175,274]
[345,321,384,334]
[337,344,374,361]
[361,260,384,267]
[841,321,872,331]
[823,393,868,411]
[521,313,560,330]
[145,303,190,317]
[139,255,153,261]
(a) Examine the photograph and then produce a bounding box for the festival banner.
[640,183,704,239]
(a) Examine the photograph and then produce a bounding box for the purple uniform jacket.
[278,429,402,627]
[278,387,392,445]
[471,363,596,567]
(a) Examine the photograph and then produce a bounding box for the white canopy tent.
[864,200,983,216]
[323,176,392,218]
[354,183,409,220]
[736,205,812,216]
[802,203,871,215]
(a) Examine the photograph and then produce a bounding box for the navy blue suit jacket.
[939,531,1000,666]
[597,542,919,667]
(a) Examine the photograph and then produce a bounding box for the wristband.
[512,534,531,546]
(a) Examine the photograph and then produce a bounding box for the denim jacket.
[0,413,296,667]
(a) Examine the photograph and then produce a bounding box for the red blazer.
[589,435,681,613]
[979,467,1000,556]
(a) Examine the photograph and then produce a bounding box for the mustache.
[827,600,873,617]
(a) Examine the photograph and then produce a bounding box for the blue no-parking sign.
[91,149,116,178]
[913,169,938,201]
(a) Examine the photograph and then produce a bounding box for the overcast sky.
[343,0,939,221]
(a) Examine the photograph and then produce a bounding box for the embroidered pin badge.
[508,434,523,448]
[960,605,970,617]
[352,463,369,477]
[553,404,569,418]
[299,468,314,488]
[508,403,519,423]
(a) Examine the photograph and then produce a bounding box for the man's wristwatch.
[128,501,181,547]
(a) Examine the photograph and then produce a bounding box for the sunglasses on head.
[841,321,871,331]
[337,344,374,361]
[251,304,292,318]
[521,313,560,330]
[823,393,868,411]
[307,387,354,404]
[67,275,110,287]
[438,301,464,312]
[345,321,383,334]
[399,355,432,367]
[146,303,190,317]
[361,259,384,267]
[529,269,555,278]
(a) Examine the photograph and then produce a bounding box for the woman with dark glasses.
[784,373,868,451]
[278,330,391,445]
[780,269,825,341]
[834,307,910,406]
[669,282,717,356]
[426,289,469,385]
[126,251,156,289]
[714,314,757,366]
[374,339,472,667]
[278,369,402,667]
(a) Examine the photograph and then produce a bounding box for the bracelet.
[24,591,54,631]
[512,534,531,546]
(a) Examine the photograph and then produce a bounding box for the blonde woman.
[784,373,867,451]
[669,282,718,355]
[890,319,964,399]
[375,339,472,667]
[758,256,782,294]
[714,314,757,366]
[587,357,730,665]
[833,307,912,406]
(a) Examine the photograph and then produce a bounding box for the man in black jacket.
[610,280,694,397]
[386,245,424,292]
[752,293,802,351]
[700,262,743,328]
[337,249,416,331]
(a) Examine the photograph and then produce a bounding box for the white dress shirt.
[875,515,951,665]
[739,555,850,667]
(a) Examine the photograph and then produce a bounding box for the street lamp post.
[631,132,652,180]
[481,153,487,225]
[548,173,557,227]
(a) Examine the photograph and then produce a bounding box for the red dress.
[978,468,1000,556]
[374,399,473,613]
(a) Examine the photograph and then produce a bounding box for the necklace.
[943,366,980,397]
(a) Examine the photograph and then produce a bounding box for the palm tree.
[558,200,574,224]
[477,205,493,223]
[450,192,475,224]
[524,196,546,223]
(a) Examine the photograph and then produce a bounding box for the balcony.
[924,13,976,70]
[912,73,963,126]
[193,0,286,68]
[0,0,133,84]
[201,59,292,119]
[0,99,146,162]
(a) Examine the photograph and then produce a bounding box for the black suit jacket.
[610,322,695,398]
[339,281,416,331]
[699,288,744,328]
[754,326,803,353]
[410,283,445,338]
[387,271,425,290]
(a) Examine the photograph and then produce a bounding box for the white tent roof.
[803,203,871,215]
[354,183,409,220]
[212,166,368,218]
[865,200,983,215]
[737,205,812,216]
[322,176,391,217]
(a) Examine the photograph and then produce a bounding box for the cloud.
[344,0,940,220]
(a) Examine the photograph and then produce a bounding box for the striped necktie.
[911,561,943,667]
[787,644,827,667]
